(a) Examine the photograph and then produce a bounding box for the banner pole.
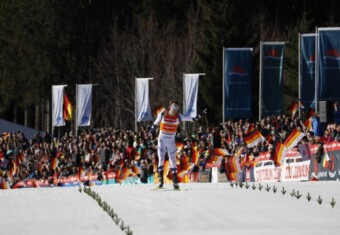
[182,74,186,136]
[298,33,301,118]
[135,78,137,132]
[222,47,225,124]
[75,84,78,137]
[51,86,54,138]
[315,27,319,113]
[259,41,263,121]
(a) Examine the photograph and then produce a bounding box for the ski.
[151,187,185,191]
[150,187,165,191]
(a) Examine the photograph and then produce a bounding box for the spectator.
[312,113,321,137]
[331,124,340,142]
[2,108,340,189]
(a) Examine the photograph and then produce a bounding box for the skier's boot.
[158,166,164,188]
[172,168,180,190]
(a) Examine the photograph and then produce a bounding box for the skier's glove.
[149,125,156,135]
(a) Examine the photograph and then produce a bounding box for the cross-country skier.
[149,100,201,190]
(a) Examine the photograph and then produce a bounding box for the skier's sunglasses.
[171,104,179,110]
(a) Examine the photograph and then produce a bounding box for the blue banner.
[262,42,285,116]
[300,34,316,108]
[318,28,340,101]
[223,48,252,119]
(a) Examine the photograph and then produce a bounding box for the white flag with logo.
[52,85,65,127]
[183,74,199,117]
[136,79,152,122]
[298,143,312,161]
[77,84,92,126]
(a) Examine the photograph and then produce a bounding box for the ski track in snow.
[1,182,340,235]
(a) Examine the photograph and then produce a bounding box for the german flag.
[119,167,130,180]
[15,152,25,164]
[330,154,335,172]
[265,134,272,144]
[163,160,173,183]
[214,148,230,157]
[307,108,315,118]
[245,154,257,168]
[273,142,287,166]
[78,167,84,180]
[8,163,17,181]
[191,144,199,164]
[247,123,255,134]
[0,180,10,189]
[205,149,219,164]
[152,105,165,118]
[176,142,184,151]
[244,130,264,147]
[87,167,93,180]
[227,172,238,181]
[322,151,330,169]
[114,169,121,183]
[63,93,73,121]
[32,179,40,188]
[134,150,142,160]
[131,166,140,175]
[288,100,298,116]
[50,151,61,170]
[50,157,58,170]
[226,156,241,173]
[224,156,240,181]
[284,129,305,151]
[140,148,148,158]
[303,118,312,131]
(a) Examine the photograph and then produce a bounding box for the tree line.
[0,0,339,133]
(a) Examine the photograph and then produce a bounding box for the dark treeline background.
[1,0,339,133]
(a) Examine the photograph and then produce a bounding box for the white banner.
[183,74,199,117]
[77,84,92,127]
[136,79,152,122]
[52,85,65,127]
[298,143,312,161]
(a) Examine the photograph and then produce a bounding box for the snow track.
[1,182,340,235]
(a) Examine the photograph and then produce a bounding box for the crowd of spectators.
[1,110,340,188]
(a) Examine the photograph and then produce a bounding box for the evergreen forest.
[1,0,340,132]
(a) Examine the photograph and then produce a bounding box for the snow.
[1,181,340,235]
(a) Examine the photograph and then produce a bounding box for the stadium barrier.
[210,141,340,183]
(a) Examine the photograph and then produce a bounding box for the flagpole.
[51,86,54,138]
[298,33,302,118]
[259,41,263,121]
[182,74,186,135]
[135,78,137,132]
[222,47,225,123]
[75,84,78,137]
[315,27,319,113]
